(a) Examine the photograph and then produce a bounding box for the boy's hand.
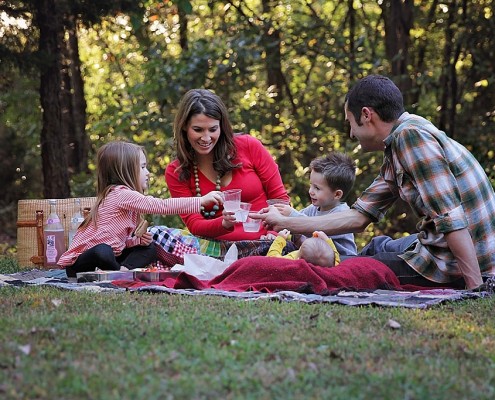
[278,229,291,239]
[200,191,224,207]
[313,231,329,240]
[273,204,293,216]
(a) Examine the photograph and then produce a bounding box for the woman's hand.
[222,210,236,230]
[200,191,224,207]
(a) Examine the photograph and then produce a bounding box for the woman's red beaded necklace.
[193,163,221,218]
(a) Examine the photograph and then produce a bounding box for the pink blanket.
[115,256,407,295]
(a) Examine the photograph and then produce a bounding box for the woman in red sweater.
[151,89,290,260]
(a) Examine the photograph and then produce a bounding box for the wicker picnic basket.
[16,197,96,268]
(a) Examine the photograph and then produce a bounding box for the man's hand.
[249,206,286,232]
[444,229,483,290]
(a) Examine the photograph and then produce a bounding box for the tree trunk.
[381,0,414,96]
[446,0,468,140]
[411,0,438,106]
[438,1,457,134]
[261,0,295,111]
[178,4,188,51]
[36,0,70,198]
[347,0,356,82]
[66,14,89,174]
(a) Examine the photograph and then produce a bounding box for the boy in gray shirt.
[273,152,357,256]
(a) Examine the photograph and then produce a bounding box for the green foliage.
[1,0,495,239]
[0,70,43,236]
[0,255,20,273]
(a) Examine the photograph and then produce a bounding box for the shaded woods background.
[1,0,494,249]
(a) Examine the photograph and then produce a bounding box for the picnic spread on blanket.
[2,255,493,309]
[12,197,494,309]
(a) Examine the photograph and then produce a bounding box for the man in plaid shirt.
[255,75,495,289]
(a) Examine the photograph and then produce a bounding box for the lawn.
[1,256,494,400]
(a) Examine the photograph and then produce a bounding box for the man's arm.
[253,207,372,236]
[444,228,483,289]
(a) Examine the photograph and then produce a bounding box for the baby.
[267,229,339,267]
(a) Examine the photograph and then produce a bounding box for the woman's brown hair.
[173,89,240,181]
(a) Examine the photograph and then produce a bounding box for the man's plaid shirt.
[353,112,495,283]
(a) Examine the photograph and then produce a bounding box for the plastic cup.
[222,189,242,212]
[235,202,252,222]
[243,216,261,232]
[266,199,290,206]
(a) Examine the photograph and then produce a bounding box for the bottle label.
[47,218,60,225]
[46,234,58,263]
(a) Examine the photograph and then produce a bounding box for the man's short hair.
[346,74,405,125]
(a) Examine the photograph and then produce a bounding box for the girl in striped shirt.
[58,141,223,277]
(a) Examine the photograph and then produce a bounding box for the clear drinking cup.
[222,189,242,212]
[266,199,290,206]
[243,216,261,232]
[235,202,252,222]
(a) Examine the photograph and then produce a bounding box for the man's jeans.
[359,234,465,288]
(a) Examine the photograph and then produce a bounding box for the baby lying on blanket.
[267,229,340,267]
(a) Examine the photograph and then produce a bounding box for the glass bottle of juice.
[68,198,84,247]
[43,199,65,268]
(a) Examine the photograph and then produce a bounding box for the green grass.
[1,256,494,399]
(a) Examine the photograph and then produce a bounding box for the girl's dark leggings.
[65,243,157,278]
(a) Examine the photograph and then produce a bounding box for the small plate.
[133,270,180,282]
[76,270,134,282]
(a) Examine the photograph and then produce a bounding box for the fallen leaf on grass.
[51,299,62,307]
[387,319,401,329]
[30,327,56,335]
[18,344,31,355]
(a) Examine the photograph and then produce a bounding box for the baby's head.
[298,237,335,267]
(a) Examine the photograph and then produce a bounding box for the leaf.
[51,299,62,307]
[177,0,193,14]
[19,344,31,355]
[387,319,401,329]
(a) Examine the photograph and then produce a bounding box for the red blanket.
[115,256,404,295]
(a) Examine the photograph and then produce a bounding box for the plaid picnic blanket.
[1,260,493,309]
[0,268,491,309]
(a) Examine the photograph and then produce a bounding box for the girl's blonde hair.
[82,141,144,228]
